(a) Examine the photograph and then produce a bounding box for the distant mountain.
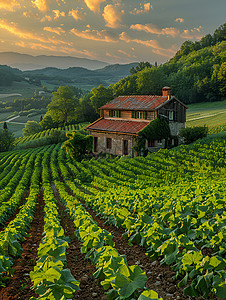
[0,62,139,92]
[24,63,138,89]
[0,52,110,71]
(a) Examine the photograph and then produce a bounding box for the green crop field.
[0,132,225,300]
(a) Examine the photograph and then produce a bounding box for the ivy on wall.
[134,118,171,155]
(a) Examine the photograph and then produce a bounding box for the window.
[109,110,120,117]
[106,138,112,149]
[169,111,174,121]
[136,111,142,119]
[132,111,146,119]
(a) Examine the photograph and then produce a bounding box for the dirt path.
[0,190,45,300]
[51,184,107,300]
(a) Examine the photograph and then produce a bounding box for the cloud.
[23,11,40,19]
[144,3,151,12]
[130,2,152,15]
[106,52,120,59]
[119,32,176,57]
[0,19,69,46]
[71,28,118,42]
[130,23,180,37]
[41,15,52,22]
[84,0,106,13]
[175,18,184,23]
[118,49,136,58]
[103,4,122,28]
[181,27,203,39]
[32,0,51,12]
[0,19,48,42]
[44,26,65,35]
[0,0,21,11]
[53,9,65,19]
[68,9,84,21]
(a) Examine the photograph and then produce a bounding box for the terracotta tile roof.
[86,118,149,135]
[100,95,169,111]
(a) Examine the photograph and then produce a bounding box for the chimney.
[162,86,171,99]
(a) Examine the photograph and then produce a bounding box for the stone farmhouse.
[86,87,187,156]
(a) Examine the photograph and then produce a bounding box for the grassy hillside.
[186,100,226,127]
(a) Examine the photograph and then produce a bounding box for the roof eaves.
[88,128,138,136]
[85,117,103,130]
[155,96,188,110]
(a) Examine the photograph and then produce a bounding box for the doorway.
[94,137,98,152]
[123,139,128,155]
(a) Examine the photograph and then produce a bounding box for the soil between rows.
[0,190,45,300]
[51,184,107,300]
[86,206,206,300]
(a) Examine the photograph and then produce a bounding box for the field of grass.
[0,81,42,101]
[186,100,226,127]
[0,112,14,122]
[5,122,25,138]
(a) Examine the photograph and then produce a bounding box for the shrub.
[62,131,93,160]
[180,126,208,144]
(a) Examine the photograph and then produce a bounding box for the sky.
[0,0,225,64]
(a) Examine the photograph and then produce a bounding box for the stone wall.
[169,122,184,136]
[90,131,135,156]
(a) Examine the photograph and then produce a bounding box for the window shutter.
[132,111,135,118]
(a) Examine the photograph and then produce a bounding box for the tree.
[76,93,99,123]
[23,121,42,136]
[136,67,166,95]
[0,129,14,152]
[130,62,152,74]
[47,86,79,124]
[62,131,93,160]
[3,122,8,130]
[90,85,113,113]
[40,115,55,130]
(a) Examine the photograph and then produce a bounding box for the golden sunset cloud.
[53,9,65,19]
[71,28,118,42]
[68,9,85,21]
[84,0,106,13]
[175,18,184,23]
[119,31,176,57]
[44,26,65,35]
[0,19,69,47]
[131,24,180,38]
[0,0,21,11]
[103,4,122,28]
[130,2,152,15]
[32,0,51,12]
